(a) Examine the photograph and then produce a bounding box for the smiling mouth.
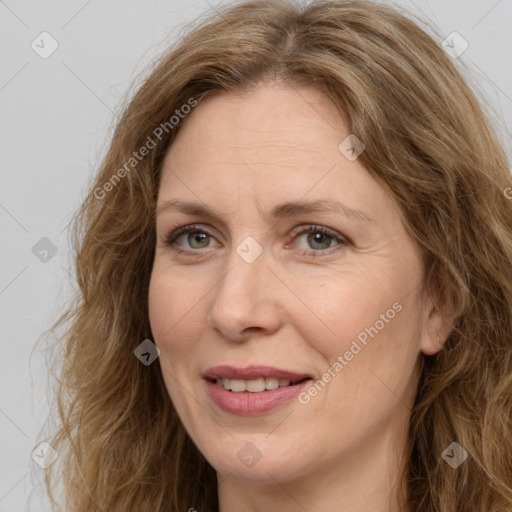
[209,377,311,393]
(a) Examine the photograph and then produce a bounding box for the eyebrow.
[156,198,374,224]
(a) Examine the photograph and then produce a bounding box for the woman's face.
[148,83,442,485]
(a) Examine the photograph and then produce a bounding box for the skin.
[148,82,451,512]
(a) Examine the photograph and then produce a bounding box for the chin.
[202,437,313,484]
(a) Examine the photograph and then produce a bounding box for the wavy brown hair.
[39,0,512,510]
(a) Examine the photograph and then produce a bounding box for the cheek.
[148,273,200,409]
[302,278,420,416]
[148,270,199,356]
[298,271,405,356]
[299,272,422,410]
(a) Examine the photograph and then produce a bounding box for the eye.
[290,224,348,256]
[162,223,349,257]
[164,224,217,252]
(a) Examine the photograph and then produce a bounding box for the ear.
[418,285,456,356]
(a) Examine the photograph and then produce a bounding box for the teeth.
[246,377,266,392]
[215,377,298,393]
[266,378,279,390]
[230,379,247,393]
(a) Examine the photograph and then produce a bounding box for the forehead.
[158,84,394,225]
[163,85,348,182]
[175,83,345,149]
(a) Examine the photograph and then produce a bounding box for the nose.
[206,242,282,342]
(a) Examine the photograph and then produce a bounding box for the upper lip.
[204,365,312,382]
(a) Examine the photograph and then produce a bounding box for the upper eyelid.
[166,223,217,241]
[165,222,341,237]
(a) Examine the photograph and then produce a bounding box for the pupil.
[309,232,330,249]
[191,233,208,248]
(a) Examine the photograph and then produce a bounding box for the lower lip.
[205,379,311,415]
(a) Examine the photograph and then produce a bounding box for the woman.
[41,0,512,510]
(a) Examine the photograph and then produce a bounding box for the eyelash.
[163,223,349,258]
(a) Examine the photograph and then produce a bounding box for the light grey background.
[1,0,510,510]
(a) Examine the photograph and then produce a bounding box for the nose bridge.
[207,236,281,338]
[216,203,269,297]
[215,236,268,307]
